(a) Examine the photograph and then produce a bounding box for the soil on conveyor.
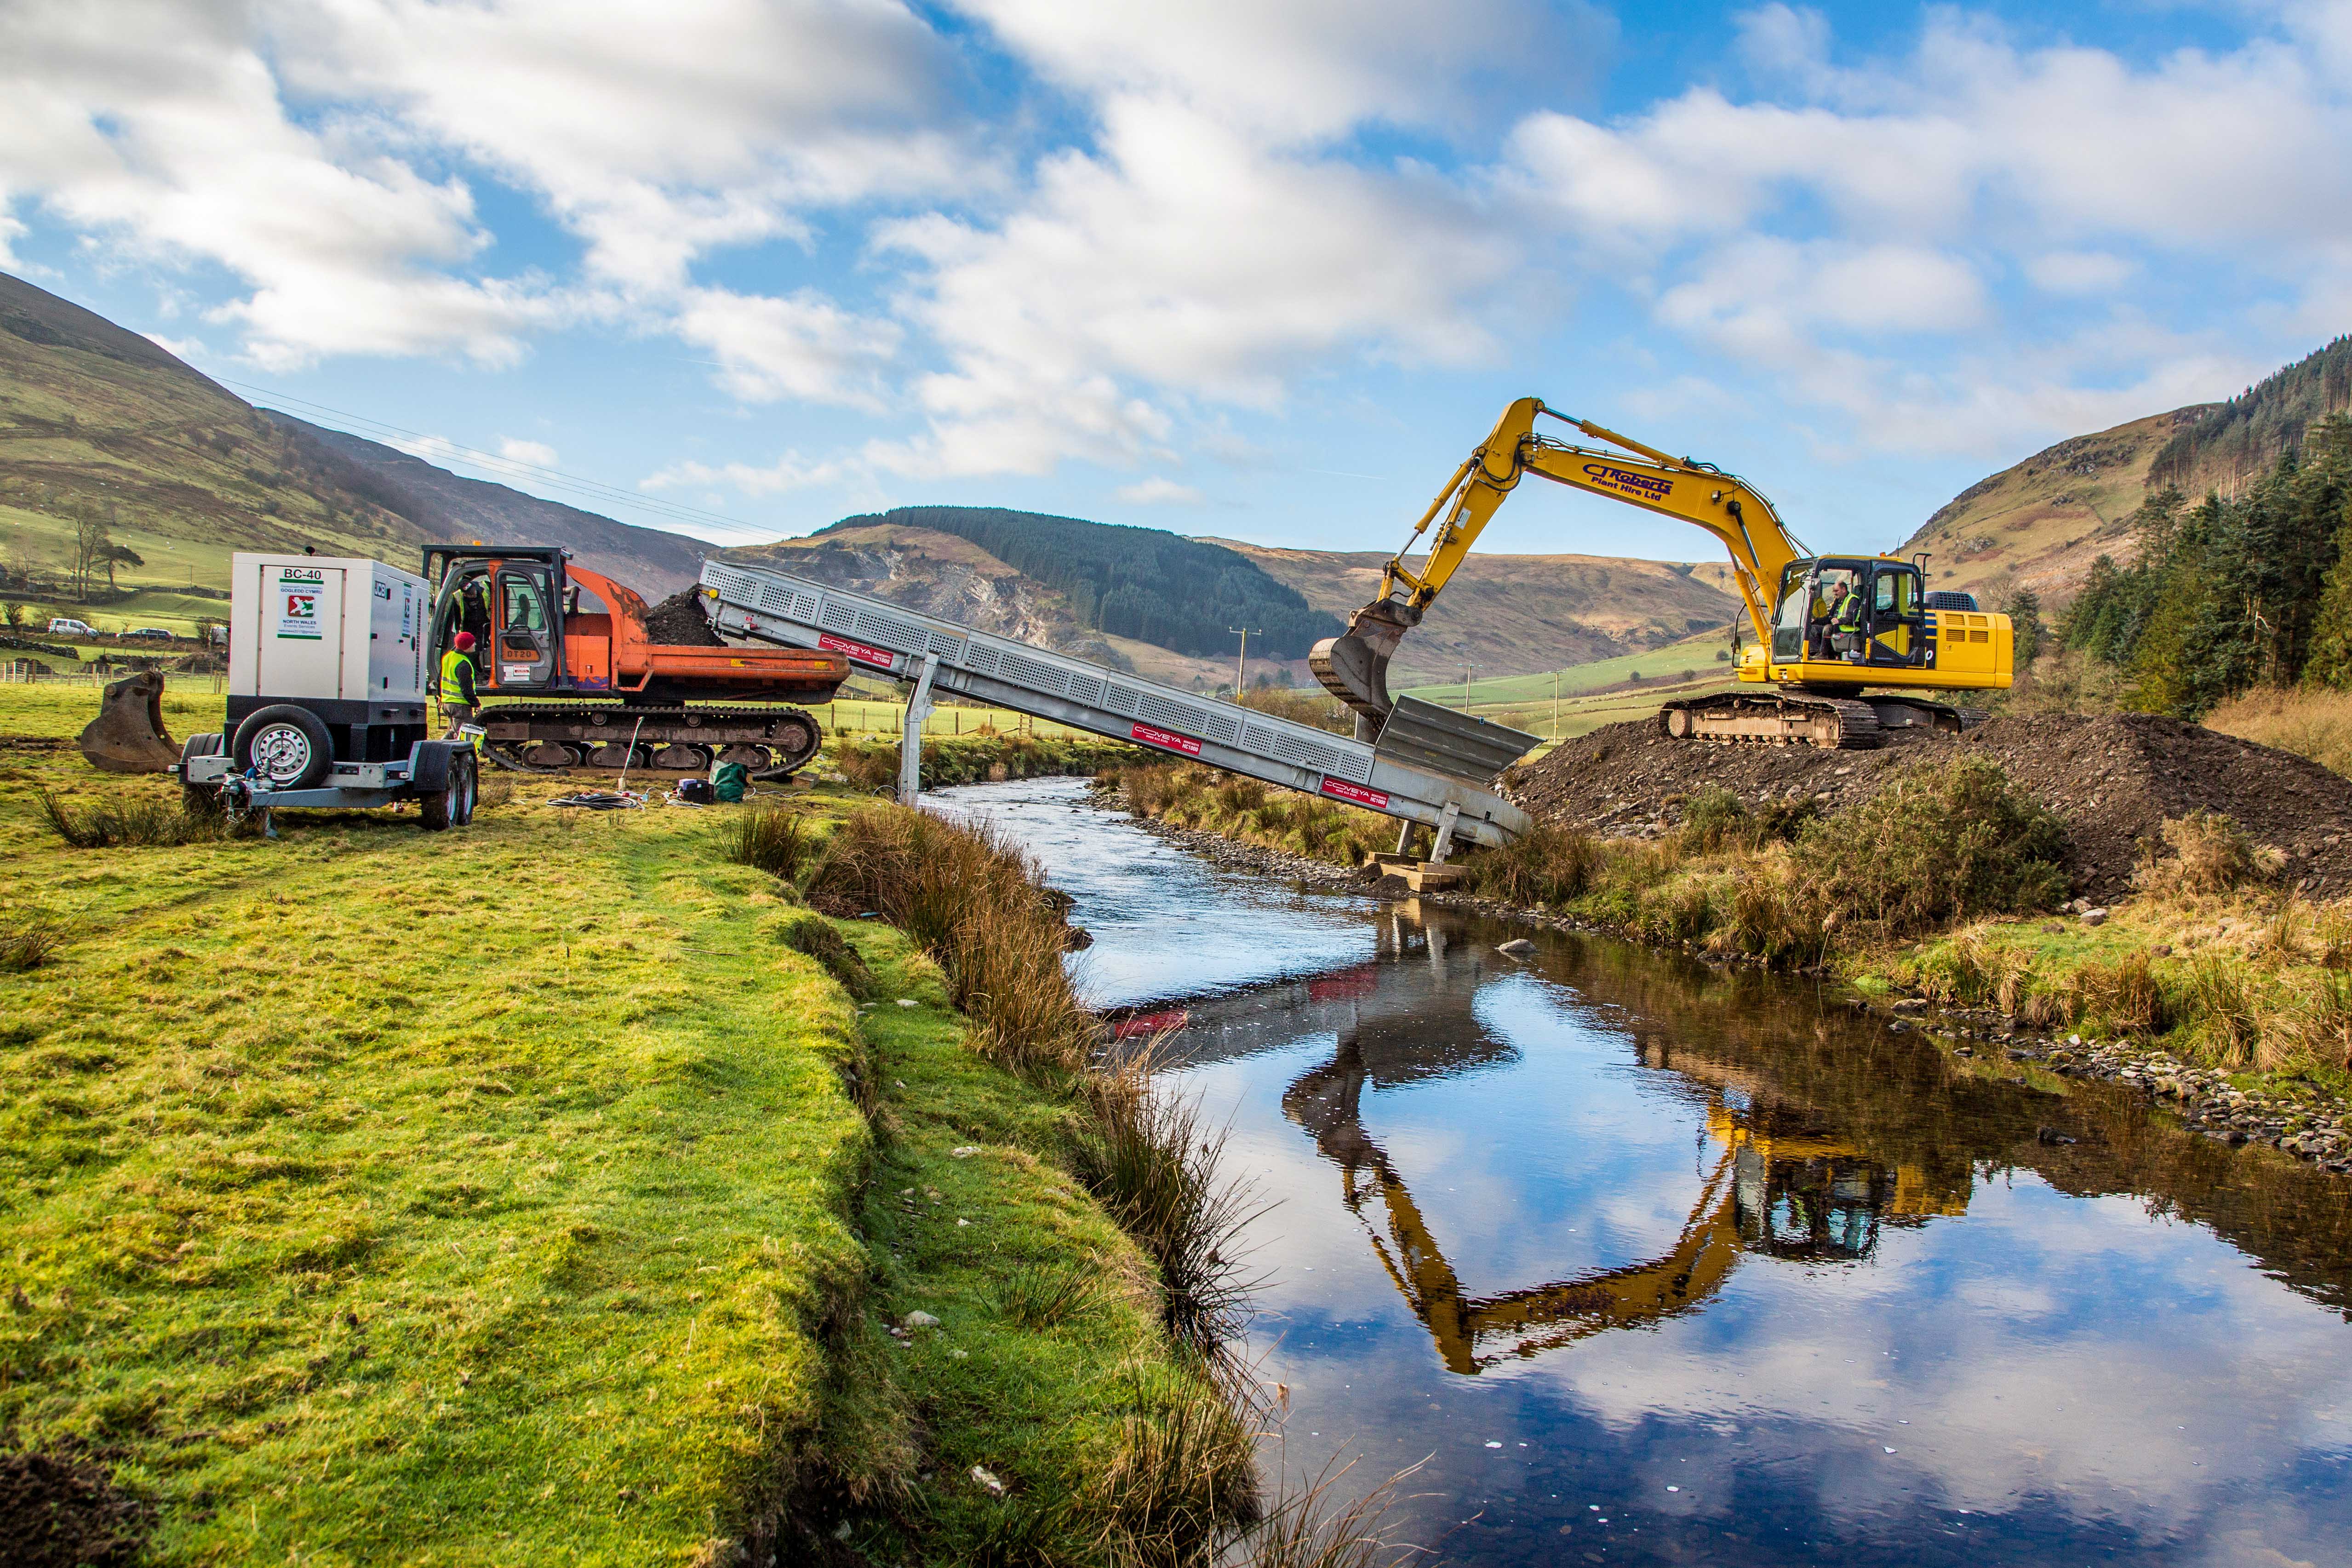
[642,589,727,647]
[1508,714,2352,901]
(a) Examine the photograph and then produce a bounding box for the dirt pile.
[1508,714,2352,899]
[641,589,725,647]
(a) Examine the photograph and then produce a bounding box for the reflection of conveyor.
[1283,1030,1961,1374]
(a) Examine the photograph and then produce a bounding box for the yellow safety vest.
[440,648,476,704]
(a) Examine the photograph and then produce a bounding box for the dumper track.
[475,702,822,777]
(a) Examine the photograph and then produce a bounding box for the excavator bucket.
[1309,598,1421,736]
[78,668,180,774]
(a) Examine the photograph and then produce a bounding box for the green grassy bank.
[0,684,1254,1564]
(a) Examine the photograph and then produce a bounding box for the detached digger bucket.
[77,669,180,774]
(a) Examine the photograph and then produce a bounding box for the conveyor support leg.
[899,653,939,804]
[1429,801,1462,864]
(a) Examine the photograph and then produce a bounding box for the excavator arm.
[1310,396,1808,724]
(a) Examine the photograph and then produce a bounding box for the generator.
[179,552,477,828]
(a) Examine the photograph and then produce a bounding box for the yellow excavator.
[1310,397,2014,750]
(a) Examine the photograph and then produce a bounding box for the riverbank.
[0,687,1250,1564]
[1096,761,2352,1179]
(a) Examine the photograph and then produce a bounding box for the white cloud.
[277,0,982,293]
[873,95,1518,476]
[674,286,900,408]
[498,436,558,467]
[1116,477,1205,506]
[2026,251,2136,296]
[0,0,571,368]
[951,0,1608,145]
[642,451,848,498]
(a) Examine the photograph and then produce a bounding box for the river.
[927,776,2352,1566]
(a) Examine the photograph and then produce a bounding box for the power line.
[209,376,782,544]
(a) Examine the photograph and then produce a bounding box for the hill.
[1903,336,2352,607]
[818,505,1339,661]
[0,271,709,612]
[1214,540,1739,687]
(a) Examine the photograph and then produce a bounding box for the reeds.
[0,915,63,972]
[722,803,818,882]
[37,789,218,849]
[1460,819,1600,906]
[1071,1046,1266,1362]
[1231,1456,1426,1568]
[810,804,1097,1073]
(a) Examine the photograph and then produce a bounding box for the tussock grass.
[2134,809,2282,898]
[811,804,1098,1073]
[1102,762,1391,866]
[722,801,818,881]
[0,914,62,972]
[1460,818,1600,905]
[37,787,218,848]
[1073,1047,1265,1364]
[1232,1456,1425,1568]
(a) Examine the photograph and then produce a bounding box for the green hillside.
[0,271,710,624]
[0,273,442,598]
[822,505,1339,660]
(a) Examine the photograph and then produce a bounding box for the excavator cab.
[1769,558,1926,672]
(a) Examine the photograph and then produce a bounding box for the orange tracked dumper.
[424,545,848,775]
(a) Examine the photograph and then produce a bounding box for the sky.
[5,0,2351,563]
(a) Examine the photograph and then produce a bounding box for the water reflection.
[1158,898,2352,1565]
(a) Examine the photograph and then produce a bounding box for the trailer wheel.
[232,705,333,789]
[419,770,459,830]
[180,732,224,817]
[453,753,479,826]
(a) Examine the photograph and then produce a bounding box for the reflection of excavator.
[1282,1031,1965,1373]
[423,546,849,775]
[1310,398,2015,750]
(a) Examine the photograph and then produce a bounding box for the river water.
[929,778,2352,1566]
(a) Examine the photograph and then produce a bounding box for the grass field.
[1399,628,1740,744]
[0,681,1231,1563]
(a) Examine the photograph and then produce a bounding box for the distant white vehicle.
[48,617,96,637]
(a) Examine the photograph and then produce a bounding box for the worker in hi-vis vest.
[439,630,481,738]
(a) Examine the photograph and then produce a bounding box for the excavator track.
[1656,691,1883,749]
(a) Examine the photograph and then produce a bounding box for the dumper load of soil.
[642,589,726,647]
[1509,713,2352,899]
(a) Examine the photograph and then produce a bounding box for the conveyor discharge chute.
[697,562,1537,850]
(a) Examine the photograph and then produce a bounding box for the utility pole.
[1551,668,1560,738]
[1463,662,1476,713]
[1229,627,1259,698]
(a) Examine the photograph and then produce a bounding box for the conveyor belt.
[698,562,1536,849]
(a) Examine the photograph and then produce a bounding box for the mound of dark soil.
[0,1448,151,1568]
[1509,713,2352,899]
[642,589,725,647]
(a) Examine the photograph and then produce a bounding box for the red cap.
[454,631,476,651]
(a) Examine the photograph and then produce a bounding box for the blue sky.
[5,0,2349,563]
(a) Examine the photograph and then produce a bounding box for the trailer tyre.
[232,705,333,789]
[452,752,478,826]
[180,732,224,816]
